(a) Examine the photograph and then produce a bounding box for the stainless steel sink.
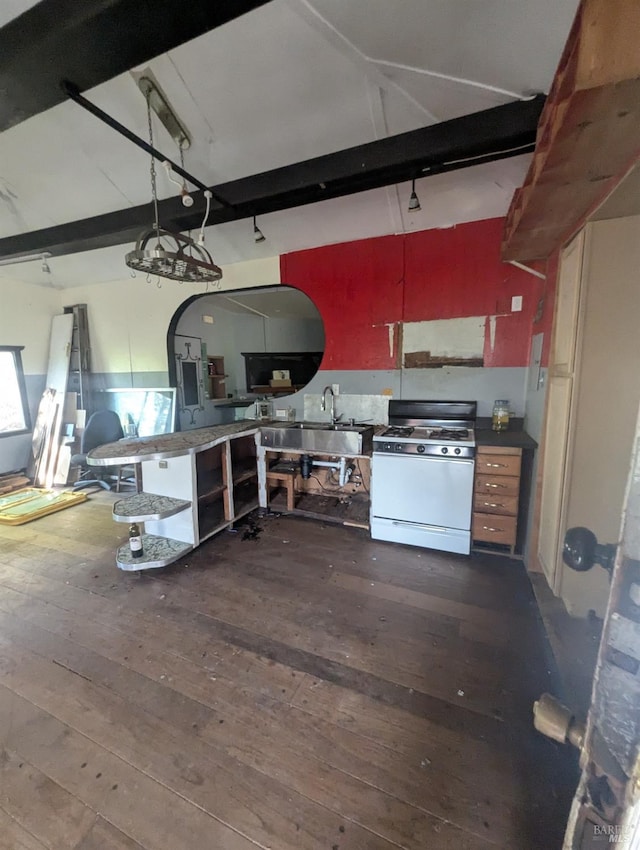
[260,422,373,455]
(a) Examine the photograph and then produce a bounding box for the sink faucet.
[320,386,340,423]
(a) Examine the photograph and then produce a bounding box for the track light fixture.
[253,215,266,243]
[0,251,52,269]
[408,178,421,212]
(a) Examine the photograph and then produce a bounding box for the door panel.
[537,231,584,592]
[371,453,474,529]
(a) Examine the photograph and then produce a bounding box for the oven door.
[371,453,474,530]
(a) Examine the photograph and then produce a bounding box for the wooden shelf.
[198,483,227,501]
[232,457,258,485]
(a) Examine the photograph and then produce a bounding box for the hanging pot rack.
[62,79,227,284]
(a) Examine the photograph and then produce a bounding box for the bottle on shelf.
[129,522,143,559]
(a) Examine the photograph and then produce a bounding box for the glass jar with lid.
[492,399,510,432]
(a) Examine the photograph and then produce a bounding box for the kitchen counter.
[87,422,258,466]
[475,428,538,451]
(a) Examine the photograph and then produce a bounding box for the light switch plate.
[332,383,340,395]
[511,295,523,312]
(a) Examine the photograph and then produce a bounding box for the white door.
[538,231,585,591]
[562,399,640,848]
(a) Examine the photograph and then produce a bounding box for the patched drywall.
[402,316,486,368]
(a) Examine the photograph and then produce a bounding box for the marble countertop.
[88,422,258,466]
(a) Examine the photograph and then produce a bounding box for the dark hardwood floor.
[0,493,578,849]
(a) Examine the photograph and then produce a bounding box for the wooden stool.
[266,467,297,511]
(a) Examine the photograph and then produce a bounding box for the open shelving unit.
[102,428,261,572]
[229,434,259,517]
[207,355,227,400]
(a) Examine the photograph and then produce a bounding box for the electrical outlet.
[202,314,214,324]
[332,383,340,395]
[159,460,168,469]
[511,295,523,312]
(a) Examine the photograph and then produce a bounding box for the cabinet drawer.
[475,453,521,477]
[473,513,517,545]
[475,474,520,497]
[473,493,518,516]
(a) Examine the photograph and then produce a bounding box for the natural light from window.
[0,349,28,434]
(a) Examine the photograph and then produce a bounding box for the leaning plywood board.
[27,387,57,481]
[37,314,74,487]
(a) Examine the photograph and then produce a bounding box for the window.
[0,346,31,437]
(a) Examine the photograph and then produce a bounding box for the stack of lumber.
[0,472,31,495]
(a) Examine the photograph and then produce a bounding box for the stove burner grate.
[383,426,414,438]
[428,428,469,441]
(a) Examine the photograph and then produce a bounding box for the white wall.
[68,256,281,375]
[0,279,62,374]
[0,279,63,473]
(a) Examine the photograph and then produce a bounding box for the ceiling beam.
[0,96,545,261]
[0,0,272,133]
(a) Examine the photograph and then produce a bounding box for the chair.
[71,409,125,491]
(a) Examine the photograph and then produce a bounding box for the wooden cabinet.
[473,446,522,554]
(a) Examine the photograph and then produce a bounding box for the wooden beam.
[501,0,640,262]
[0,97,544,261]
[0,0,272,133]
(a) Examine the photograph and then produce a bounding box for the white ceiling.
[201,286,322,319]
[0,0,580,288]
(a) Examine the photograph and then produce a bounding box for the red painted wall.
[281,217,540,370]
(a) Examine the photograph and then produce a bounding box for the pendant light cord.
[146,94,161,245]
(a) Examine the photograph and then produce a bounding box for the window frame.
[0,345,32,438]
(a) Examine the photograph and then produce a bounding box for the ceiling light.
[253,216,266,244]
[0,251,52,268]
[408,178,421,212]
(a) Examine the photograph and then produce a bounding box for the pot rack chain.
[146,93,161,243]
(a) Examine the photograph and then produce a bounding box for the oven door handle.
[375,454,475,466]
[391,520,448,532]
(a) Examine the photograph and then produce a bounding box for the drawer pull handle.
[486,483,507,489]
[483,502,504,508]
[486,462,507,468]
[483,525,504,533]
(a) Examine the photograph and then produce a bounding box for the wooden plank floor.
[0,494,578,850]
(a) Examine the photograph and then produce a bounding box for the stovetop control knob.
[394,443,403,452]
[454,447,461,455]
[441,446,448,454]
[417,444,425,453]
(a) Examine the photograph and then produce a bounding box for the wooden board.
[502,0,640,261]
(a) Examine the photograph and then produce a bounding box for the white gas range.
[371,400,477,555]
